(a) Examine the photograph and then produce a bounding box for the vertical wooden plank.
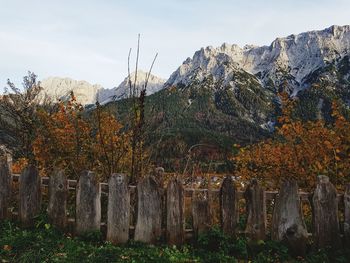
[192,192,211,238]
[76,170,101,235]
[19,165,41,227]
[244,179,266,241]
[107,173,130,244]
[0,154,11,220]
[271,180,308,256]
[345,184,350,246]
[219,176,237,237]
[134,176,162,243]
[166,178,184,246]
[48,169,67,229]
[312,175,341,249]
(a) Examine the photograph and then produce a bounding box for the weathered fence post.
[220,176,237,237]
[192,191,211,238]
[312,175,341,249]
[271,180,308,256]
[19,165,41,227]
[76,171,101,235]
[244,179,266,241]
[48,169,67,229]
[0,154,11,220]
[345,184,350,246]
[107,173,130,244]
[134,176,162,243]
[166,178,184,246]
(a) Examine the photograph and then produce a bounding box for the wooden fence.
[0,160,350,255]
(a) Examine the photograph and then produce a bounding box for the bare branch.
[127,48,132,99]
[143,53,158,92]
[133,34,140,97]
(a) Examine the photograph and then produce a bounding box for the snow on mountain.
[98,70,165,104]
[39,71,165,105]
[165,25,350,94]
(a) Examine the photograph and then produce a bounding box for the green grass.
[0,216,349,263]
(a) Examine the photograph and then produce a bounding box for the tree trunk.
[312,175,341,249]
[271,180,308,256]
[134,176,162,243]
[107,173,130,244]
[166,178,184,246]
[244,179,266,241]
[19,165,41,227]
[76,171,101,235]
[48,169,67,229]
[220,176,237,237]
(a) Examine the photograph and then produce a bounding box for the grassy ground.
[0,216,349,263]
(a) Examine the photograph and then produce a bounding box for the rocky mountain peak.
[97,70,166,105]
[166,25,350,94]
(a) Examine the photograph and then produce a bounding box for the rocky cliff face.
[39,77,103,105]
[166,25,350,95]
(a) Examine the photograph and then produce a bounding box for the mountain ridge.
[165,25,350,95]
[39,71,166,105]
[39,25,350,107]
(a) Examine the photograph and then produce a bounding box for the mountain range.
[152,24,350,138]
[38,25,350,163]
[166,25,350,95]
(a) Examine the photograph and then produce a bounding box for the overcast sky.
[1,0,349,90]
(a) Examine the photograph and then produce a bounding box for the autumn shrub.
[234,93,350,190]
[0,72,47,162]
[32,93,131,180]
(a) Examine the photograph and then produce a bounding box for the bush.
[1,219,349,262]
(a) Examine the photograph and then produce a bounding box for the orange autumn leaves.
[33,95,90,177]
[32,94,131,179]
[234,94,350,189]
[93,107,131,178]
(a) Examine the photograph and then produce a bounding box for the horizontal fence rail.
[12,174,332,200]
